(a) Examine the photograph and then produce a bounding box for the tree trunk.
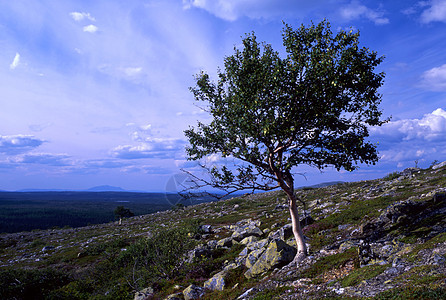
[119,217,122,225]
[287,191,307,264]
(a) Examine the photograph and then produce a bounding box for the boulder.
[269,224,293,241]
[247,238,268,251]
[217,237,233,248]
[244,239,296,278]
[245,248,266,269]
[203,271,227,291]
[239,236,258,245]
[183,284,205,300]
[231,225,263,242]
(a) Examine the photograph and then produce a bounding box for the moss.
[252,286,290,300]
[406,232,446,263]
[340,264,388,287]
[393,265,446,287]
[375,286,446,300]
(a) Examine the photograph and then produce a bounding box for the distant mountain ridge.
[86,185,126,192]
[16,185,127,192]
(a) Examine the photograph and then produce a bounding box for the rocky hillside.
[1,162,446,299]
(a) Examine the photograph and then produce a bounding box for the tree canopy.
[184,20,386,197]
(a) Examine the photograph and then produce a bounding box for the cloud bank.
[372,108,446,167]
[0,135,44,155]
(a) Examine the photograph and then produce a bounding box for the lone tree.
[114,206,134,225]
[183,20,386,263]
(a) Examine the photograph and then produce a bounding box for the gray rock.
[165,292,184,300]
[217,237,233,248]
[199,225,213,234]
[183,284,205,300]
[203,271,227,291]
[231,225,263,242]
[429,253,446,265]
[244,239,296,278]
[432,161,446,170]
[239,236,258,245]
[41,246,55,252]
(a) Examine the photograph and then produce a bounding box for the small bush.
[0,268,71,300]
[384,171,400,181]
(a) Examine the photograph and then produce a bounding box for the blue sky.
[1,0,445,191]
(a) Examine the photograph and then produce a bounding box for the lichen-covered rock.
[247,238,268,251]
[240,236,258,245]
[232,225,263,242]
[217,237,233,248]
[203,271,227,291]
[244,239,296,278]
[245,248,266,269]
[183,284,205,300]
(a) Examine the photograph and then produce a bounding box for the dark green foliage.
[185,19,386,195]
[114,206,134,221]
[0,268,71,300]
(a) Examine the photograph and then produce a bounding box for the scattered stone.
[165,292,184,300]
[41,246,55,252]
[134,287,154,300]
[199,225,212,234]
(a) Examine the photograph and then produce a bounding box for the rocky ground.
[1,163,446,299]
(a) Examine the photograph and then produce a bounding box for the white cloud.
[12,153,72,166]
[111,137,186,159]
[123,67,143,77]
[339,1,389,25]
[371,109,446,167]
[373,108,446,142]
[9,53,20,70]
[83,24,98,33]
[183,0,327,21]
[0,135,44,155]
[70,12,96,22]
[421,64,446,91]
[420,0,446,23]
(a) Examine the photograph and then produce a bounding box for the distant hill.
[86,185,126,192]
